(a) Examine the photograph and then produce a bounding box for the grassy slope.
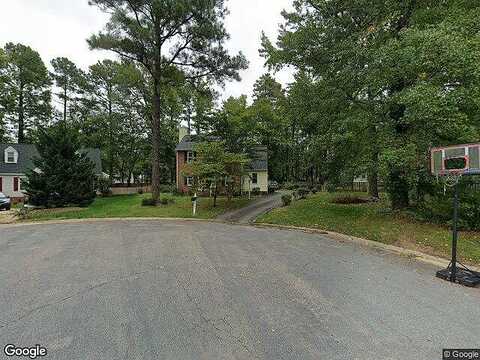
[257,192,480,265]
[26,193,252,221]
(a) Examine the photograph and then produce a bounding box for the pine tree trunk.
[367,124,379,199]
[18,83,25,143]
[213,180,218,207]
[108,92,114,182]
[151,76,162,201]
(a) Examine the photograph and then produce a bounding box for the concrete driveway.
[0,220,479,360]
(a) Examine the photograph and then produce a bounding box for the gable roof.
[176,136,268,172]
[175,135,222,152]
[0,144,102,175]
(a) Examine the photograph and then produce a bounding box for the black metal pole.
[450,181,459,282]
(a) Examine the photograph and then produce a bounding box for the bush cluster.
[416,184,480,230]
[281,194,292,206]
[159,196,176,205]
[97,177,112,197]
[141,198,157,207]
[330,195,370,205]
[296,187,310,200]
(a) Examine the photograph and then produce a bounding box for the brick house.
[175,128,269,194]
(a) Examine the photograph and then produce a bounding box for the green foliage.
[158,184,176,194]
[141,198,157,207]
[50,57,86,122]
[297,187,310,200]
[96,177,112,197]
[24,124,97,208]
[416,182,480,231]
[181,141,249,205]
[325,183,337,193]
[281,194,292,206]
[0,43,51,142]
[261,0,480,210]
[81,60,150,184]
[88,0,248,200]
[15,206,32,220]
[159,196,175,206]
[331,195,370,205]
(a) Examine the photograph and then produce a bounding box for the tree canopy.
[88,0,248,200]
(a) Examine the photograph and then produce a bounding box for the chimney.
[178,126,189,143]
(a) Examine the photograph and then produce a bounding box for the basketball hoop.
[430,143,480,287]
[442,171,463,188]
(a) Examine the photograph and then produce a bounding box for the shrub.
[16,206,32,220]
[97,177,112,197]
[297,187,310,199]
[331,195,370,204]
[159,196,176,205]
[310,185,318,194]
[141,198,157,206]
[416,183,480,230]
[137,188,144,195]
[282,182,299,190]
[281,194,292,206]
[252,187,261,196]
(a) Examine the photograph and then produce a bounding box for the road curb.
[254,223,480,272]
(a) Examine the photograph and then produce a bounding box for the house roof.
[175,135,221,151]
[0,144,39,174]
[176,136,268,172]
[0,144,102,175]
[247,146,268,172]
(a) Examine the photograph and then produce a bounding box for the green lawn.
[25,193,252,221]
[257,192,480,265]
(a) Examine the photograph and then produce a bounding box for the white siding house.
[0,144,102,202]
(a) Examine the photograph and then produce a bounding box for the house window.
[186,177,193,187]
[251,173,258,184]
[187,151,196,163]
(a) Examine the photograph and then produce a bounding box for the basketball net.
[443,172,463,188]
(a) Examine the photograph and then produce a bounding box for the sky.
[0,0,294,103]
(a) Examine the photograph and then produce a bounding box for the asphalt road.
[0,220,479,360]
[216,192,284,223]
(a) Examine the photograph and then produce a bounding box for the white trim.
[4,146,18,164]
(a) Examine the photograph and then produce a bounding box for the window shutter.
[0,177,2,192]
[14,177,18,192]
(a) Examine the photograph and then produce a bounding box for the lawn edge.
[0,217,229,228]
[254,222,480,272]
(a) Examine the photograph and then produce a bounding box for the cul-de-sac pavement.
[1,220,479,360]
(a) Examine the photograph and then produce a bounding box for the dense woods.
[1,0,480,213]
